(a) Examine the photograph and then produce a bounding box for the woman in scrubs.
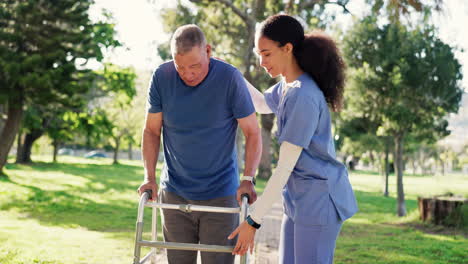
[228,14,358,263]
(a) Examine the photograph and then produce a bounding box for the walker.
[133,190,251,264]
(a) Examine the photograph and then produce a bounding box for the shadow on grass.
[2,162,465,257]
[13,161,143,191]
[337,220,467,264]
[1,161,151,232]
[1,181,144,231]
[0,174,13,183]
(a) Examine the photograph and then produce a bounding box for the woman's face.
[254,35,289,78]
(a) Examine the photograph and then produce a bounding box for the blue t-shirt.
[147,58,255,200]
[264,73,358,225]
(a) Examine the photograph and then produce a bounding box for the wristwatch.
[241,176,256,186]
[246,215,261,229]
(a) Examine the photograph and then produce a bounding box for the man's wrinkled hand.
[237,181,257,205]
[137,181,158,201]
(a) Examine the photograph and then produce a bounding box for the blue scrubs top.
[264,73,358,226]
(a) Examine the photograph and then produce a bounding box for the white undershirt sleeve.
[244,78,273,114]
[249,141,303,224]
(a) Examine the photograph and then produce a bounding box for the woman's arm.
[249,141,302,223]
[228,141,301,256]
[245,78,273,114]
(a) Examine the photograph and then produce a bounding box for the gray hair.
[170,24,207,55]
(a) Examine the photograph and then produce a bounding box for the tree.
[15,71,96,163]
[343,16,463,216]
[338,70,393,195]
[48,110,82,163]
[97,64,137,164]
[0,0,120,174]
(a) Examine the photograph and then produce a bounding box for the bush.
[443,203,468,230]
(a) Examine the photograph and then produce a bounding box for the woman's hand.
[228,220,257,256]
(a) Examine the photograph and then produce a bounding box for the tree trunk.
[16,129,23,163]
[128,140,133,160]
[378,152,384,190]
[348,156,357,171]
[419,150,427,175]
[394,134,406,216]
[0,104,5,133]
[377,153,383,175]
[369,150,375,171]
[52,139,59,163]
[113,136,120,164]
[0,96,24,175]
[17,129,44,163]
[85,130,92,149]
[383,139,390,197]
[441,157,445,176]
[258,114,274,179]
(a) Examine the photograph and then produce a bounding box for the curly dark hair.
[258,14,345,112]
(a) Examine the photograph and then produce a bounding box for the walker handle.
[241,193,250,204]
[144,189,153,200]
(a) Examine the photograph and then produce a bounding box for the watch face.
[247,215,261,229]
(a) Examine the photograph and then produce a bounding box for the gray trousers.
[160,189,238,264]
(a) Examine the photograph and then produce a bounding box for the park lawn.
[0,156,154,264]
[336,170,468,264]
[0,156,467,264]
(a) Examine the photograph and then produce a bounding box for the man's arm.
[137,112,163,200]
[236,113,262,204]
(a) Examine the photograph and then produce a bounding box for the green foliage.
[342,16,463,216]
[337,114,384,158]
[0,0,120,105]
[75,109,112,148]
[343,17,463,140]
[0,0,122,169]
[99,63,137,104]
[96,64,137,161]
[57,65,137,151]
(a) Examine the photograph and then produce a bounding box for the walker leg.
[240,196,249,264]
[133,220,144,264]
[133,191,150,264]
[150,206,158,264]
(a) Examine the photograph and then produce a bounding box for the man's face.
[173,45,211,87]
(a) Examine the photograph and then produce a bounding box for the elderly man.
[137,24,262,264]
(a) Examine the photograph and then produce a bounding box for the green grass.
[0,156,155,264]
[0,156,467,264]
[336,172,468,264]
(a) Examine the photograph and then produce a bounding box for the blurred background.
[0,0,467,263]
